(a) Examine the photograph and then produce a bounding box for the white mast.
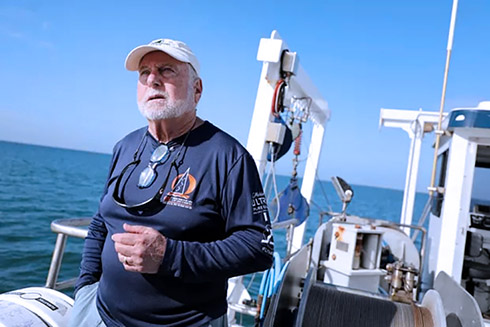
[246,30,330,252]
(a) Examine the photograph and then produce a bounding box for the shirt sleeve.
[74,145,120,294]
[74,211,107,294]
[159,152,274,282]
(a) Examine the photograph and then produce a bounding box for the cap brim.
[125,45,166,71]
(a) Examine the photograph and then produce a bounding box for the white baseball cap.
[125,38,200,76]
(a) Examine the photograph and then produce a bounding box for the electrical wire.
[315,169,334,213]
[264,143,281,223]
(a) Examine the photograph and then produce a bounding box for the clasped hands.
[112,223,167,273]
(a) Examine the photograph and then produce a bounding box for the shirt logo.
[261,224,274,256]
[163,168,196,209]
[252,192,268,216]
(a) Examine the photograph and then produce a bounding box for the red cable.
[271,79,286,117]
[294,129,302,156]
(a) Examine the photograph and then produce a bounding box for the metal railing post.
[45,233,68,289]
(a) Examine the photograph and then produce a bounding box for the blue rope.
[273,261,289,294]
[258,269,269,296]
[258,251,284,319]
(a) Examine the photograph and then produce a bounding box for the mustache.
[145,90,169,101]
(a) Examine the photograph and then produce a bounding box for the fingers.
[113,225,160,245]
[123,223,155,234]
[114,242,134,257]
[112,224,167,274]
[117,253,146,273]
[112,224,157,243]
[118,254,143,272]
[117,253,130,265]
[123,264,142,273]
[112,231,143,245]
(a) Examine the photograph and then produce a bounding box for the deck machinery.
[228,31,488,327]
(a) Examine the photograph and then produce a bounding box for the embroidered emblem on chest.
[163,168,196,209]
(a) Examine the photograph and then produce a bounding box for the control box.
[323,223,384,293]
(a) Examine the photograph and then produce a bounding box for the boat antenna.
[428,0,459,197]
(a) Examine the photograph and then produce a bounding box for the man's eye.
[139,70,150,76]
[160,67,175,75]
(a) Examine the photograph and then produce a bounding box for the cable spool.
[389,302,435,327]
[290,280,446,327]
[271,79,287,117]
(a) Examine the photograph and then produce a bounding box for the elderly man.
[69,38,274,327]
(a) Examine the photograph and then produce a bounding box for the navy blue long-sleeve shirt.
[75,121,273,327]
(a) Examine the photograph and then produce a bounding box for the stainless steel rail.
[45,218,91,290]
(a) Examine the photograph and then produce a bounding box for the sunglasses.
[138,144,170,188]
[111,128,192,215]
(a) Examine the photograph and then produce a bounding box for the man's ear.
[194,78,203,104]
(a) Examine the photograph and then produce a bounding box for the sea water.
[0,141,109,293]
[0,140,429,318]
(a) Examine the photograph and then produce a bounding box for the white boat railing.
[45,218,91,290]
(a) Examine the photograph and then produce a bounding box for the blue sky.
[1,0,489,191]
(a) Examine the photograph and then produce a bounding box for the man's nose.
[147,71,162,87]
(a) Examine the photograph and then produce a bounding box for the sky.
[1,0,489,192]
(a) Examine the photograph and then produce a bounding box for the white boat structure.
[227,12,490,326]
[1,3,489,327]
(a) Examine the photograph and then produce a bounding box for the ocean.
[0,140,429,319]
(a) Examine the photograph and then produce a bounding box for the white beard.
[138,90,194,120]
